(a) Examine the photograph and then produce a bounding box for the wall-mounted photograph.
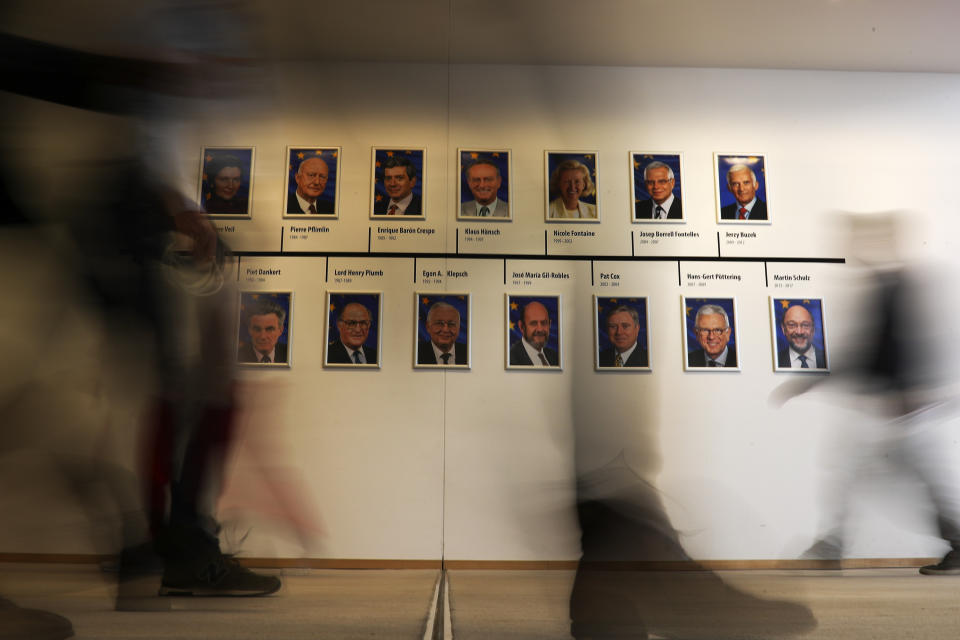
[506,294,562,370]
[458,149,511,220]
[325,292,382,368]
[631,152,683,222]
[595,296,650,370]
[414,293,470,368]
[284,147,340,217]
[371,148,425,219]
[715,153,770,224]
[545,151,599,221]
[770,297,829,372]
[237,291,292,367]
[199,146,254,217]
[682,297,740,370]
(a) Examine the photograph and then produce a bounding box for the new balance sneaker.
[919,550,960,575]
[159,554,281,596]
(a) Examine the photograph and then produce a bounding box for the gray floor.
[2,563,959,639]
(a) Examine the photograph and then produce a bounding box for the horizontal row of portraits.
[238,293,828,373]
[200,147,771,224]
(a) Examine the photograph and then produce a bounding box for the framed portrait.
[630,152,684,223]
[324,291,382,368]
[714,153,771,224]
[413,293,470,368]
[505,294,562,370]
[283,147,341,218]
[682,297,740,371]
[770,298,830,372]
[545,151,600,223]
[237,291,292,368]
[457,149,512,221]
[199,146,254,218]
[594,296,651,371]
[370,148,426,219]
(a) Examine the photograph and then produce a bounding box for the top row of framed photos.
[199,147,771,224]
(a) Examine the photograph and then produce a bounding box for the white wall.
[5,62,960,562]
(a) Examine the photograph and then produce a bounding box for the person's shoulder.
[634,199,652,217]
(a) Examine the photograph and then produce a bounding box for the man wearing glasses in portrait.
[328,301,378,365]
[778,304,827,369]
[688,303,737,368]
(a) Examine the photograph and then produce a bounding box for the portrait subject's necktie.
[655,205,664,219]
[308,203,317,214]
[738,207,747,220]
[260,356,271,364]
[352,350,363,364]
[479,206,490,217]
[538,352,549,366]
[799,354,809,369]
[441,353,451,365]
[388,204,398,215]
[709,360,720,367]
[615,353,624,367]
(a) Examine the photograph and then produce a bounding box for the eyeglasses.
[340,319,370,329]
[695,327,728,337]
[430,321,459,329]
[783,322,813,331]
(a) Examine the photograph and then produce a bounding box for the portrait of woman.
[545,152,599,221]
[199,147,254,217]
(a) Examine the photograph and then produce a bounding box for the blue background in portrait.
[373,149,424,206]
[201,147,252,210]
[417,294,469,345]
[684,297,737,352]
[238,292,291,348]
[596,297,648,353]
[772,298,826,353]
[459,150,510,204]
[508,295,560,354]
[716,154,767,208]
[288,148,339,206]
[633,153,681,203]
[547,152,598,205]
[328,293,380,349]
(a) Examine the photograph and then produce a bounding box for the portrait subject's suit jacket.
[687,348,738,368]
[460,199,509,218]
[373,193,423,215]
[778,347,827,369]
[720,198,767,220]
[634,198,682,220]
[509,341,559,367]
[287,195,335,214]
[417,341,468,365]
[327,340,378,365]
[238,342,288,364]
[598,346,648,367]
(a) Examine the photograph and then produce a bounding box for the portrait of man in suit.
[285,148,338,216]
[717,155,768,222]
[686,301,738,369]
[416,298,469,367]
[633,156,682,220]
[597,301,649,369]
[372,151,424,217]
[459,151,510,219]
[774,300,828,371]
[237,293,290,366]
[508,297,560,368]
[326,295,379,366]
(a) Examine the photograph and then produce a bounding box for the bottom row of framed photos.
[237,292,829,373]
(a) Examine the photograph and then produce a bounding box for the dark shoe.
[920,550,960,575]
[159,555,281,596]
[0,598,73,640]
